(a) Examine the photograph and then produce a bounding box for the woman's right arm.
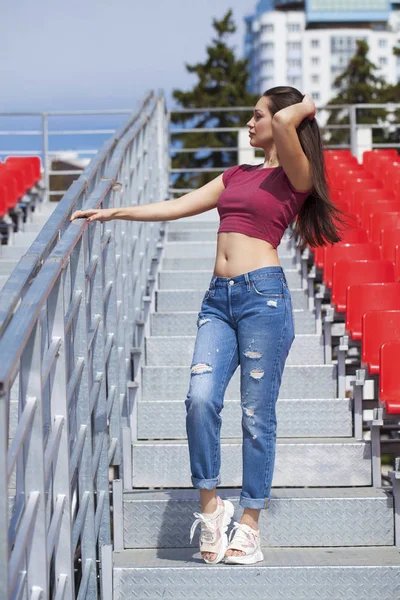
[70,173,226,223]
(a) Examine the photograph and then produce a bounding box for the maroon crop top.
[217,163,312,249]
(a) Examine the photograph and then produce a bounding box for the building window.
[379,56,388,66]
[311,39,320,48]
[262,24,274,33]
[287,41,301,51]
[287,23,301,33]
[288,59,302,68]
[312,74,319,84]
[287,76,301,87]
[262,59,274,69]
[261,42,274,51]
[311,56,320,66]
[312,92,320,101]
[378,39,387,48]
[261,76,274,86]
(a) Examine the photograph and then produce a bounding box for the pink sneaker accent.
[224,521,264,565]
[189,496,235,564]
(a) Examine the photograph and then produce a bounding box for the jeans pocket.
[202,290,210,303]
[251,277,284,298]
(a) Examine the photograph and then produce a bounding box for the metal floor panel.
[122,487,393,549]
[163,241,295,260]
[159,268,302,289]
[162,254,298,270]
[137,398,352,439]
[156,287,308,311]
[113,547,400,600]
[141,364,337,401]
[131,438,371,487]
[150,309,316,336]
[145,333,324,366]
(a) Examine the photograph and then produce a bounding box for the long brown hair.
[264,86,355,247]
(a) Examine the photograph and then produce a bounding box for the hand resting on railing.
[70,208,116,223]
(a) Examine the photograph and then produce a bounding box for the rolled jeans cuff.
[191,475,221,489]
[240,494,270,510]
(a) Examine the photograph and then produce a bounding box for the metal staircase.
[112,212,400,599]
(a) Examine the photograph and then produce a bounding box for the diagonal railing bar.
[0,90,169,599]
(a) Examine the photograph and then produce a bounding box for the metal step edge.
[114,546,400,567]
[113,548,400,600]
[132,437,365,446]
[136,398,352,439]
[140,364,337,401]
[123,486,388,501]
[130,438,371,487]
[121,488,393,549]
[144,335,324,366]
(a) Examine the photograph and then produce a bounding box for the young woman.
[70,86,349,567]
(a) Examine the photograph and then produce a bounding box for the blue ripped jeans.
[184,266,295,510]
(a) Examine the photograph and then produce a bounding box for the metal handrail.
[0,90,169,599]
[166,102,400,195]
[0,92,155,338]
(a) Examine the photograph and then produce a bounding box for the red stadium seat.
[381,229,400,263]
[362,310,400,374]
[346,283,400,340]
[348,182,384,214]
[368,212,400,245]
[363,149,398,174]
[0,185,8,218]
[379,340,400,414]
[0,171,19,209]
[360,200,400,231]
[331,259,396,312]
[323,243,381,288]
[5,156,42,188]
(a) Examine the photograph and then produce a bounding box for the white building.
[245,1,400,112]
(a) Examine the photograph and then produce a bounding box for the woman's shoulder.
[222,163,256,187]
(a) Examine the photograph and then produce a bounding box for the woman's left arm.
[271,94,316,192]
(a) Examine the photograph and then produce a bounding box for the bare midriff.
[213,231,281,278]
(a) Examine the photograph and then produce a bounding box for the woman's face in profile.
[247,96,273,147]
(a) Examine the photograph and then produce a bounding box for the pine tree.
[170,9,260,190]
[377,44,400,146]
[325,39,389,147]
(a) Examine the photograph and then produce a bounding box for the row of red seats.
[310,149,400,414]
[0,156,42,219]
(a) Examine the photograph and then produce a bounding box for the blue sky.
[1,0,256,112]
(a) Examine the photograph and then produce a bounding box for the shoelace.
[189,511,219,544]
[227,521,258,549]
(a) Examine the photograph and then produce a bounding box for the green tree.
[170,9,260,190]
[325,39,389,147]
[378,44,400,146]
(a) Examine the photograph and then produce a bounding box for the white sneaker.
[224,521,264,565]
[189,496,235,564]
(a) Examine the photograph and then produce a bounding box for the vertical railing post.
[42,113,50,205]
[20,324,49,596]
[51,275,75,599]
[349,105,357,159]
[74,235,97,597]
[0,393,8,595]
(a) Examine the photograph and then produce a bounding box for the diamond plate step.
[150,309,316,336]
[113,546,400,600]
[122,487,393,548]
[159,268,302,290]
[156,287,308,311]
[131,438,371,487]
[162,254,298,270]
[136,398,352,439]
[166,231,297,254]
[163,241,295,260]
[141,365,336,400]
[145,333,324,366]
